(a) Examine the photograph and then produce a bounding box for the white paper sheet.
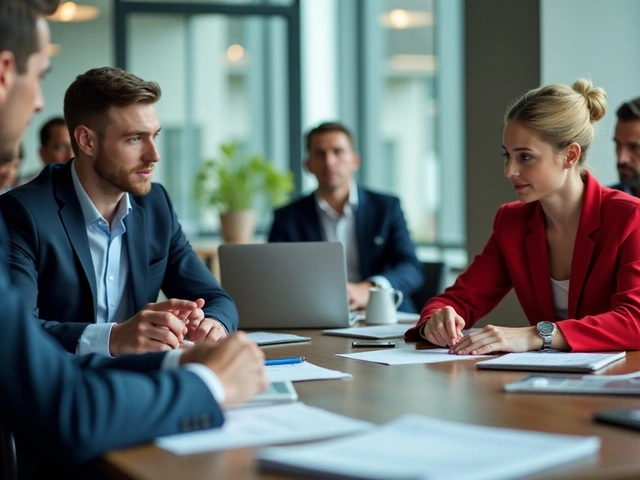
[337,347,488,365]
[323,323,409,339]
[266,361,352,382]
[246,331,311,346]
[156,402,372,455]
[356,311,420,323]
[258,415,600,480]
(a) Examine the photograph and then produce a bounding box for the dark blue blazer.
[268,188,424,312]
[0,162,238,353]
[0,217,224,479]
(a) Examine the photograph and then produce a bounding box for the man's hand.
[180,332,267,407]
[109,299,198,356]
[347,281,374,310]
[183,298,228,343]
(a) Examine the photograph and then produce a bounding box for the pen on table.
[265,356,306,366]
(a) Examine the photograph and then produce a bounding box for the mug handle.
[394,290,403,308]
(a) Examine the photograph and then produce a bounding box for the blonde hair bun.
[572,79,606,123]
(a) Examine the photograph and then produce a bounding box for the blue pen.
[265,356,305,366]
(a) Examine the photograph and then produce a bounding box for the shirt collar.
[314,182,359,218]
[71,160,132,226]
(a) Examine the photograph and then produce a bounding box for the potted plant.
[194,142,294,243]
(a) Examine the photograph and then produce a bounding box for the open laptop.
[218,242,358,329]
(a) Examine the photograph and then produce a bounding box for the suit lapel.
[525,203,557,321]
[55,162,98,318]
[568,173,600,319]
[124,200,148,312]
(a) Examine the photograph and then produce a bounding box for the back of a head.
[39,116,66,147]
[63,66,162,153]
[505,79,607,164]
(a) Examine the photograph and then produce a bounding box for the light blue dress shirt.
[314,183,391,289]
[71,164,133,356]
[70,164,225,403]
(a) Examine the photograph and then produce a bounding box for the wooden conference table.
[101,330,640,480]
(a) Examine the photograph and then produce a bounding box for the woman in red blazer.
[406,79,640,353]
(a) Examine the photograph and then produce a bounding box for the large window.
[116,0,300,235]
[116,0,465,266]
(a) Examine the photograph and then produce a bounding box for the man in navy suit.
[268,122,423,312]
[611,97,640,196]
[0,2,266,477]
[0,66,238,356]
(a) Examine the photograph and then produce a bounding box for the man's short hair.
[0,2,40,73]
[616,98,640,122]
[63,67,162,153]
[39,116,66,147]
[305,122,355,153]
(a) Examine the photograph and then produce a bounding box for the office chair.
[0,426,17,480]
[410,261,449,310]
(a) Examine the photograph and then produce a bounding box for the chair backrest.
[410,261,449,310]
[0,427,17,480]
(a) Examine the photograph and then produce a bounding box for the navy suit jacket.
[0,162,238,353]
[268,188,424,312]
[0,216,224,479]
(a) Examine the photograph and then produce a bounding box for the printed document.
[156,402,371,455]
[337,347,488,365]
[266,361,352,382]
[258,415,600,480]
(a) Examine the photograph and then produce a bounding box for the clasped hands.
[420,306,542,354]
[109,298,227,356]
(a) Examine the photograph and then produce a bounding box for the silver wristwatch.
[536,321,556,351]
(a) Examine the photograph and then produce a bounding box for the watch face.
[538,321,555,335]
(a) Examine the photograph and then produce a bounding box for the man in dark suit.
[268,122,423,312]
[0,1,266,478]
[611,97,640,196]
[0,66,238,356]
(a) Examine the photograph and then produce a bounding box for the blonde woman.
[406,79,640,353]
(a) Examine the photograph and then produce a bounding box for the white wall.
[22,1,113,176]
[541,0,640,186]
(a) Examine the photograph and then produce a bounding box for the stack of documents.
[505,370,640,395]
[156,403,371,455]
[477,351,626,373]
[258,415,600,480]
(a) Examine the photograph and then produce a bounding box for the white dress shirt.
[550,277,570,320]
[314,183,391,288]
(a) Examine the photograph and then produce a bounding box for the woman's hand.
[420,306,465,347]
[449,325,541,355]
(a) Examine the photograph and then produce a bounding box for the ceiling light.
[47,44,62,57]
[379,10,434,29]
[226,44,245,63]
[48,2,100,22]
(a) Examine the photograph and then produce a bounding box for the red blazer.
[405,173,640,351]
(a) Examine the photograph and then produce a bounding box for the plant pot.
[219,209,256,244]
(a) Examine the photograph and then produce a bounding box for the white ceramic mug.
[365,287,403,325]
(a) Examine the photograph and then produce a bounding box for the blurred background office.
[20,0,640,326]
